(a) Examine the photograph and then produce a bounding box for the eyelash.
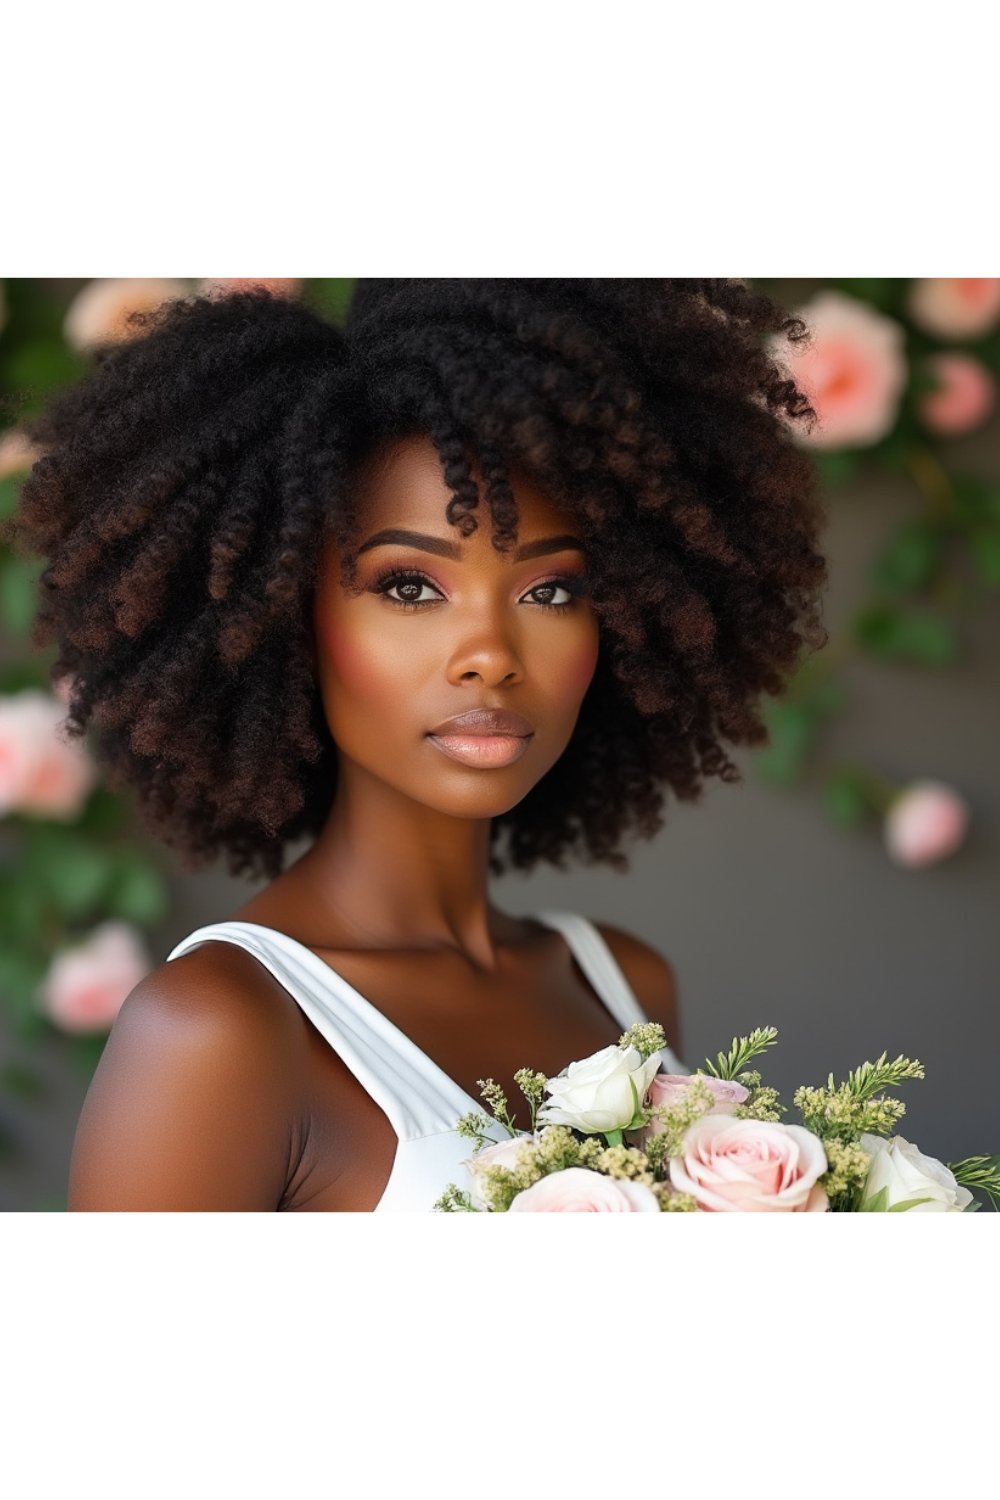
[370,566,589,614]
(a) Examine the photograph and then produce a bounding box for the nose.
[446,615,525,689]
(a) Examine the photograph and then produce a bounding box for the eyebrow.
[355,528,585,562]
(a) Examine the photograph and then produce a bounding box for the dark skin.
[69,435,681,1211]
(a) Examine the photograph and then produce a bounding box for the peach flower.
[884,780,969,868]
[669,1115,829,1212]
[38,921,151,1033]
[463,1134,536,1210]
[776,290,907,450]
[908,278,1000,340]
[63,278,190,352]
[917,353,996,436]
[507,1168,660,1212]
[0,689,97,819]
[0,428,40,479]
[198,278,301,299]
[648,1071,750,1122]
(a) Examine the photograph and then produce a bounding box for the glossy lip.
[428,707,535,736]
[427,733,532,768]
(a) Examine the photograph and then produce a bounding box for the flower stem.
[604,1129,624,1148]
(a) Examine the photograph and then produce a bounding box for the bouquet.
[434,1024,998,1212]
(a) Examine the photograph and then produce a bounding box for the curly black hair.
[4,279,828,880]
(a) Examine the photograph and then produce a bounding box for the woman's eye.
[374,570,585,611]
[377,573,444,606]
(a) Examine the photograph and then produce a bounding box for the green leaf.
[22,826,117,920]
[871,518,942,595]
[822,768,869,828]
[887,1195,935,1211]
[306,278,356,327]
[0,472,25,522]
[0,946,49,1041]
[0,551,42,637]
[832,279,900,313]
[75,786,129,838]
[853,603,959,666]
[968,526,1000,587]
[104,854,168,925]
[858,1185,890,1212]
[754,701,818,785]
[814,451,862,490]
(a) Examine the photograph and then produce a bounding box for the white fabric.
[165,909,689,1211]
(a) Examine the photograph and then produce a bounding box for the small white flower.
[858,1133,974,1212]
[537,1043,661,1135]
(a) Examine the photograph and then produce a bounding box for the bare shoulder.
[69,941,307,1211]
[592,922,683,1057]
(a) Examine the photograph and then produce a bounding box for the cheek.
[551,619,601,704]
[316,609,405,710]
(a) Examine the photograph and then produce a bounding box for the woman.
[9,279,827,1210]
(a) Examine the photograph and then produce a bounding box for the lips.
[428,708,535,737]
[426,707,535,768]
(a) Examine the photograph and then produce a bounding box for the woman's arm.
[594,923,683,1060]
[69,946,301,1211]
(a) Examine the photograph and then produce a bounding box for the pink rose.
[463,1134,536,1210]
[508,1168,660,1213]
[884,780,969,868]
[63,278,190,352]
[38,921,151,1033]
[0,428,40,479]
[0,689,97,819]
[908,278,1000,341]
[775,290,907,450]
[669,1116,829,1212]
[917,353,996,437]
[647,1071,750,1124]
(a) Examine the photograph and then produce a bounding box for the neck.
[285,758,509,970]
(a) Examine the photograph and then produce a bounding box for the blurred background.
[1,276,998,1211]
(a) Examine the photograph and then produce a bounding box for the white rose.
[537,1044,662,1135]
[858,1133,975,1213]
[463,1134,536,1211]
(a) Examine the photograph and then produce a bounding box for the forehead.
[354,433,576,537]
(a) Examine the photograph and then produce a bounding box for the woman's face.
[312,434,600,819]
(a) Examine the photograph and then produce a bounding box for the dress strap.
[534,909,689,1074]
[165,922,483,1140]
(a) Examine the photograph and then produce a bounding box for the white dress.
[165,908,689,1211]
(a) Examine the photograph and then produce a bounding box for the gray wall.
[3,316,998,1209]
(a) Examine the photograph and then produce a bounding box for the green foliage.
[852,602,960,666]
[754,700,820,785]
[822,766,870,828]
[870,517,943,595]
[703,1026,779,1082]
[947,1155,1000,1210]
[843,1052,925,1100]
[0,551,43,636]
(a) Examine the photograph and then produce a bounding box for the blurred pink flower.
[917,352,996,436]
[63,278,190,352]
[507,1167,660,1212]
[0,429,40,479]
[669,1116,829,1212]
[0,689,97,819]
[38,921,151,1033]
[777,291,907,450]
[198,278,301,299]
[908,278,1000,340]
[884,780,970,868]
